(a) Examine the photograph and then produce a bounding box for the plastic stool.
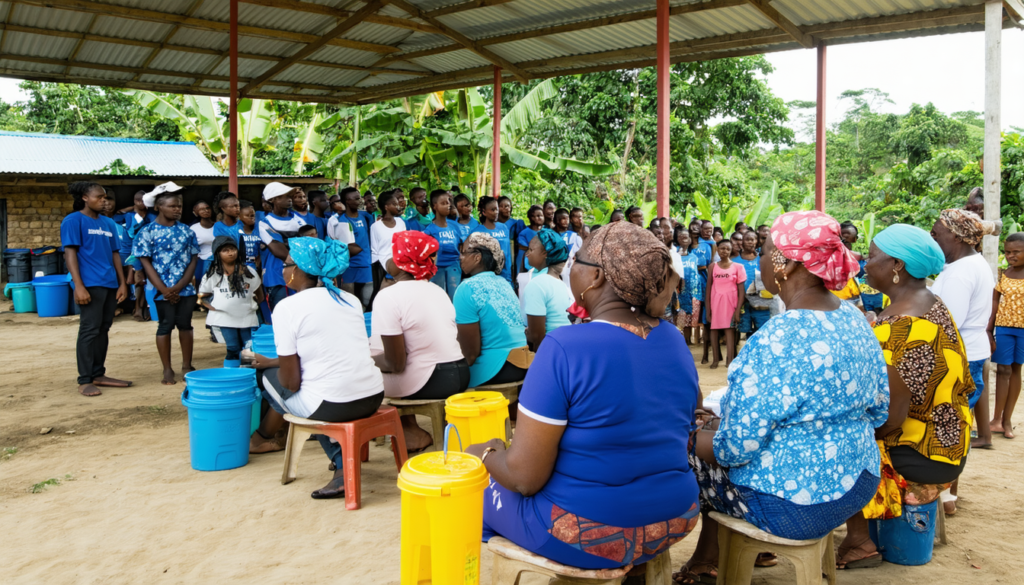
[488,536,673,584]
[387,398,446,452]
[936,501,947,545]
[470,381,523,405]
[280,406,407,510]
[711,511,835,585]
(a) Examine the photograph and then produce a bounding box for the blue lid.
[32,274,72,285]
[183,368,257,403]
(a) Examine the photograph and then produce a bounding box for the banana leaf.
[693,191,713,220]
[764,204,784,226]
[239,98,274,147]
[185,95,226,153]
[641,201,658,227]
[722,207,741,234]
[292,112,325,173]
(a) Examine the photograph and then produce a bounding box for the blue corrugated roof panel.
[0,131,223,176]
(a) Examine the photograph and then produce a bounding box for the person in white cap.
[258,182,307,314]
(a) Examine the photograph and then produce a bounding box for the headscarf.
[535,228,569,266]
[464,232,505,273]
[288,237,351,306]
[939,208,999,247]
[770,210,860,291]
[391,231,439,280]
[585,221,672,315]
[873,224,946,279]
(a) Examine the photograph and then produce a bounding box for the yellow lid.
[445,391,509,417]
[397,451,490,497]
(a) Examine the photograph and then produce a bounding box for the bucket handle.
[442,423,462,464]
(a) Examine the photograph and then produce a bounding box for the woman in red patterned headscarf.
[390,230,439,280]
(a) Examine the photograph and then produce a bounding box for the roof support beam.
[745,0,816,48]
[63,13,97,75]
[384,0,531,83]
[239,0,384,97]
[425,0,516,19]
[132,0,205,82]
[238,0,439,34]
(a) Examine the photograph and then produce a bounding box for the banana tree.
[237,98,276,175]
[125,90,226,170]
[292,108,326,174]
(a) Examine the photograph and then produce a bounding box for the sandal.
[672,562,717,584]
[836,540,882,570]
[755,552,778,567]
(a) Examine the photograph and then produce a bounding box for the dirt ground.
[1,309,1022,584]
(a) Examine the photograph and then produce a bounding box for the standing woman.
[674,226,699,342]
[517,205,544,274]
[705,239,745,368]
[423,190,465,300]
[454,193,480,241]
[190,200,216,287]
[472,196,514,288]
[212,191,242,246]
[337,186,375,309]
[542,200,557,229]
[522,229,573,350]
[569,207,590,242]
[367,190,407,300]
[121,190,152,322]
[625,206,644,227]
[61,182,131,397]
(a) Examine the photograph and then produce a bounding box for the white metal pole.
[983,0,1002,277]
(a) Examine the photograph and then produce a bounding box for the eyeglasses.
[574,258,601,269]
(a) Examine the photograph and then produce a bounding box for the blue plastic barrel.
[145,287,160,322]
[181,368,258,471]
[364,312,372,337]
[32,274,71,318]
[4,282,36,313]
[869,500,938,565]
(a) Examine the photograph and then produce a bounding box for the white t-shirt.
[326,215,356,244]
[669,246,685,278]
[190,223,216,260]
[931,253,995,361]
[370,217,407,267]
[273,288,384,412]
[198,269,261,328]
[369,280,464,398]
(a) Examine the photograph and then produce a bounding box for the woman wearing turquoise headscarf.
[250,238,386,500]
[839,224,973,569]
[522,229,574,349]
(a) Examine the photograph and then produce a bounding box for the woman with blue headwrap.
[838,224,972,569]
[249,237,386,500]
[522,229,574,349]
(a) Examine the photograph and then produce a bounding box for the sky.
[1,28,1021,137]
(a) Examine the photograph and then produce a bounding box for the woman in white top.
[251,237,384,500]
[369,190,407,301]
[189,200,216,281]
[371,231,468,452]
[198,236,262,368]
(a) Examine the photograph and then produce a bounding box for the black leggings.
[258,367,384,422]
[155,295,197,335]
[890,446,966,484]
[406,359,471,400]
[480,360,527,387]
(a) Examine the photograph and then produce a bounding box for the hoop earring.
[580,284,596,304]
[892,268,900,285]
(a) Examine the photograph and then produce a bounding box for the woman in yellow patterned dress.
[837,224,974,569]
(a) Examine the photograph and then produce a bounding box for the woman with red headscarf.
[370,230,469,452]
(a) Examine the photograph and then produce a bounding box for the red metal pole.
[228,0,239,194]
[814,44,826,212]
[492,66,501,198]
[655,0,670,218]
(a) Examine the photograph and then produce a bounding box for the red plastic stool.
[281,406,408,510]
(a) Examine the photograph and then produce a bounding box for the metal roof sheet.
[0,0,1004,105]
[0,131,222,176]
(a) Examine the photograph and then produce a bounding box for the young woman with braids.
[198,236,263,368]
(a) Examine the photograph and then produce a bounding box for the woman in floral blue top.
[676,211,888,583]
[133,189,200,385]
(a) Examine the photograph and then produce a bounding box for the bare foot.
[249,434,284,454]
[93,376,132,388]
[1005,426,1016,439]
[970,437,994,449]
[403,425,434,453]
[162,369,177,385]
[78,384,102,397]
[113,308,123,317]
[700,357,709,365]
[709,362,719,370]
[990,420,1005,434]
[181,364,196,374]
[132,308,146,322]
[943,500,957,516]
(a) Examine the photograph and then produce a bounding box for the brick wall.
[3,185,72,248]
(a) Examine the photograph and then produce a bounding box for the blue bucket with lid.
[869,500,938,565]
[32,274,71,318]
[4,282,36,313]
[181,368,258,471]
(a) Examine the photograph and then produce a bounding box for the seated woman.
[838,224,971,568]
[249,238,385,500]
[679,211,890,583]
[466,222,700,570]
[522,229,573,350]
[454,233,529,388]
[370,231,470,453]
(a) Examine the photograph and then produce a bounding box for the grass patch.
[30,474,74,494]
[147,405,167,414]
[1,447,17,461]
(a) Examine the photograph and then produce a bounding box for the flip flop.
[837,552,882,570]
[672,563,717,584]
[755,553,778,567]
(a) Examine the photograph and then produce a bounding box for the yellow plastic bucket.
[398,449,490,585]
[445,391,510,451]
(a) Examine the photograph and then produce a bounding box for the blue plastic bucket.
[364,312,372,337]
[4,282,36,313]
[32,274,71,318]
[869,500,938,566]
[145,287,159,322]
[252,329,277,358]
[181,368,258,471]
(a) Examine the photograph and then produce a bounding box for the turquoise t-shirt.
[524,268,572,333]
[453,271,527,387]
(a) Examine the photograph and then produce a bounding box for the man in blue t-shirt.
[337,186,375,309]
[402,187,434,232]
[61,182,130,397]
[291,188,327,240]
[258,182,307,315]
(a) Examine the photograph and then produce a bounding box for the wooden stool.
[488,536,673,584]
[386,398,446,452]
[936,501,947,545]
[280,406,407,510]
[471,381,523,405]
[711,512,835,585]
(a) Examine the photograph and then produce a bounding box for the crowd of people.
[57,179,1017,579]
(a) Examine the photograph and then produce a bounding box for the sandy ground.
[1,309,1023,585]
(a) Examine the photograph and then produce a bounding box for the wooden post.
[814,43,826,212]
[492,66,501,198]
[656,0,670,218]
[983,0,1002,277]
[228,0,239,194]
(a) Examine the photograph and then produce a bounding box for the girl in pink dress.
[705,239,746,369]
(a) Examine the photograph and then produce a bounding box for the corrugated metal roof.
[0,131,222,176]
[0,0,1004,104]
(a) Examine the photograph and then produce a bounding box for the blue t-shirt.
[258,211,307,288]
[422,221,465,267]
[453,271,526,387]
[505,218,526,248]
[677,251,700,308]
[239,228,260,269]
[523,269,572,333]
[403,207,434,232]
[60,212,120,289]
[132,221,200,299]
[735,255,759,291]
[294,210,326,239]
[517,228,538,272]
[471,222,512,284]
[338,211,374,268]
[213,219,242,247]
[518,321,701,527]
[456,217,480,241]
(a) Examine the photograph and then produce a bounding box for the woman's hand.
[252,353,279,369]
[465,438,507,459]
[733,309,742,327]
[989,330,996,354]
